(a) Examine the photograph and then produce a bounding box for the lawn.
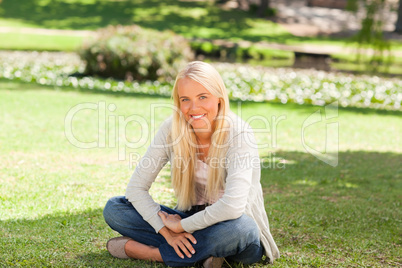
[0,80,401,267]
[0,32,84,51]
[0,0,376,51]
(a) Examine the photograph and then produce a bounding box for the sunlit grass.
[0,0,365,48]
[0,32,83,51]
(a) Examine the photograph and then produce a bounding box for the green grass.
[331,61,402,76]
[332,50,402,64]
[0,0,386,51]
[0,0,287,38]
[0,80,401,267]
[330,52,402,75]
[0,32,83,51]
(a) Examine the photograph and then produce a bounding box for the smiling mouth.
[190,114,206,119]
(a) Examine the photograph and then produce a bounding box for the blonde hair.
[169,61,231,211]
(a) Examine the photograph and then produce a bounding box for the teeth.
[192,114,205,119]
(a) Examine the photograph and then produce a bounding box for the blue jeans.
[103,196,263,267]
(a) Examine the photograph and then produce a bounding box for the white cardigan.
[125,112,280,263]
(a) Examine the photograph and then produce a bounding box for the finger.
[181,238,195,255]
[158,211,168,220]
[178,241,192,258]
[159,211,168,217]
[173,245,184,259]
[159,212,169,226]
[169,214,179,220]
[185,233,197,244]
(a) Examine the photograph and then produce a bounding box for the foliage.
[0,51,401,111]
[347,0,393,72]
[79,25,194,82]
[190,40,292,61]
[249,3,277,17]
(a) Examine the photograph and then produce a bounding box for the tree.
[232,0,272,17]
[236,0,249,10]
[258,0,270,17]
[346,0,392,72]
[395,0,402,33]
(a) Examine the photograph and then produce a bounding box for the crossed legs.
[103,196,263,267]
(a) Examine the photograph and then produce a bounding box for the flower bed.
[0,51,400,110]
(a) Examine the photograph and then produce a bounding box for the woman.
[103,61,279,267]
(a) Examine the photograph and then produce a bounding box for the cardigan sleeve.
[125,117,171,233]
[181,129,259,233]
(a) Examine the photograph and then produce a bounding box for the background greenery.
[0,0,302,42]
[0,80,401,267]
[79,25,194,82]
[1,0,402,75]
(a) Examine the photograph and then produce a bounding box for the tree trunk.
[258,0,270,17]
[237,0,249,10]
[395,0,402,33]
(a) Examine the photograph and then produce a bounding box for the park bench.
[262,43,335,71]
[292,51,331,71]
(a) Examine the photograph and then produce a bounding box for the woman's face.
[177,77,221,134]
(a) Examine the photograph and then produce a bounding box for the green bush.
[190,40,292,61]
[79,25,194,82]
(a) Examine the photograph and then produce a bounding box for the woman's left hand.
[158,211,185,233]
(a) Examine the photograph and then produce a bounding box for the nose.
[190,100,199,111]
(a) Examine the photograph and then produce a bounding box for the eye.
[181,98,189,102]
[200,96,207,100]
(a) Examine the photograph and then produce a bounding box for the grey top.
[125,112,280,263]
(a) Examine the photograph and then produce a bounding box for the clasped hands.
[158,211,197,259]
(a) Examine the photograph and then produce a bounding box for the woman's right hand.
[159,226,197,259]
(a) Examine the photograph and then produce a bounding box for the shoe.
[106,236,132,259]
[203,256,224,268]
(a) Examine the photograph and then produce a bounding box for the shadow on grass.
[0,0,343,44]
[0,208,164,267]
[1,150,400,266]
[261,150,401,190]
[260,150,401,265]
